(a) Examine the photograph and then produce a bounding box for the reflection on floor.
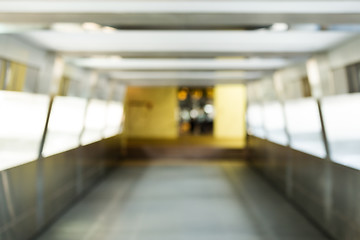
[36,160,329,240]
[124,136,246,159]
[127,135,246,149]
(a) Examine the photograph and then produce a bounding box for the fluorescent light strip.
[1,2,360,14]
[72,58,290,70]
[122,78,253,86]
[109,71,264,80]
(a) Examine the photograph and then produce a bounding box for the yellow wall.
[214,84,247,139]
[124,86,178,139]
[0,61,5,89]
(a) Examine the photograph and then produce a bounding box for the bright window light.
[81,99,107,146]
[322,94,360,170]
[263,101,288,145]
[42,96,87,157]
[0,91,49,171]
[285,98,326,158]
[104,101,124,138]
[247,103,266,139]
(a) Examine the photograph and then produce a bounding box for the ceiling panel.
[18,30,355,54]
[70,58,295,70]
[109,71,266,80]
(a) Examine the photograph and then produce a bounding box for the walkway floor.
[36,161,329,240]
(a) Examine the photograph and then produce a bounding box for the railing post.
[316,98,333,225]
[280,100,294,197]
[36,95,54,229]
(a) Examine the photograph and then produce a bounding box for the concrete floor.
[36,161,329,240]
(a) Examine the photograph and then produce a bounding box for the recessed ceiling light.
[51,23,83,32]
[82,22,102,31]
[271,23,289,32]
[102,26,117,33]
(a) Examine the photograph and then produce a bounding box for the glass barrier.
[0,91,50,171]
[246,103,266,138]
[104,101,124,138]
[284,98,326,158]
[321,94,360,170]
[263,101,288,145]
[81,99,107,146]
[42,96,87,157]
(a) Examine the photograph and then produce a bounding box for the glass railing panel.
[263,101,288,145]
[42,96,87,157]
[81,99,107,145]
[0,91,50,171]
[322,93,360,170]
[104,101,124,138]
[246,103,266,138]
[284,98,326,158]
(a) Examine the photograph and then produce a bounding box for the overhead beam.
[108,71,267,80]
[18,30,355,53]
[70,58,294,71]
[1,1,360,14]
[114,78,254,86]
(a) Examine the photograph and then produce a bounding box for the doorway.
[178,87,214,136]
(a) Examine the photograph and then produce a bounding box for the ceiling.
[2,1,360,26]
[2,0,360,86]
